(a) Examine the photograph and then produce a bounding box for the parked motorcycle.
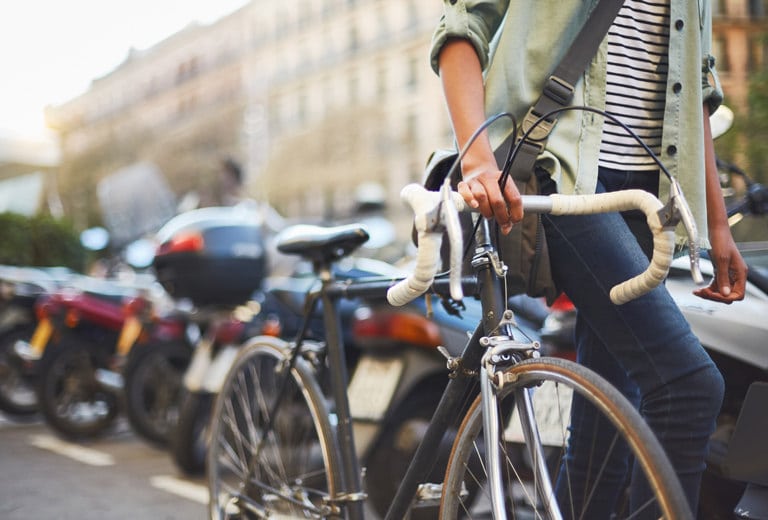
[0,266,73,416]
[24,275,167,438]
[118,293,195,447]
[150,204,272,475]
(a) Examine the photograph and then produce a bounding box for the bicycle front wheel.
[207,336,340,519]
[440,356,692,519]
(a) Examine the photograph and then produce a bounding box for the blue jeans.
[539,167,724,518]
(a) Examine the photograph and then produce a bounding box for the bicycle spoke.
[208,340,338,520]
[440,358,692,519]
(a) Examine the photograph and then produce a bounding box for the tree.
[0,213,85,270]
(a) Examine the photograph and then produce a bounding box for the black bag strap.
[495,0,625,180]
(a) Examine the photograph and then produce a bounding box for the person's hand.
[693,226,747,304]
[456,160,522,234]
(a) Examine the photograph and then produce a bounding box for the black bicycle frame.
[267,218,505,519]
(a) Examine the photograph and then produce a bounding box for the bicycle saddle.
[275,223,370,264]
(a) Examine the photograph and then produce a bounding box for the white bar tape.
[387,186,675,307]
[550,191,675,304]
[387,231,442,306]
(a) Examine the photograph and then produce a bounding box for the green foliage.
[712,65,768,244]
[0,212,85,270]
[744,69,768,183]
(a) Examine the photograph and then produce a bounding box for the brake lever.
[666,179,705,285]
[441,178,465,301]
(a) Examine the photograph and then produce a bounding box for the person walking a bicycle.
[431,0,747,517]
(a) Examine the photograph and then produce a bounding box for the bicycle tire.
[440,356,693,519]
[207,336,341,520]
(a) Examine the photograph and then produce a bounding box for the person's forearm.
[438,38,497,172]
[438,37,521,227]
[702,103,730,234]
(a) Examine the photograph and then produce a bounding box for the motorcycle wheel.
[0,325,39,416]
[123,340,191,447]
[170,389,213,476]
[36,338,120,439]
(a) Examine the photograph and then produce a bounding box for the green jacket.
[430,0,723,248]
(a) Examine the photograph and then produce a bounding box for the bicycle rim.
[207,337,340,519]
[440,357,692,520]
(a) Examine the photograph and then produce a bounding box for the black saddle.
[276,224,369,265]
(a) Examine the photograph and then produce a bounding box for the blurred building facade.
[45,9,250,230]
[45,0,449,234]
[713,0,768,112]
[44,0,766,233]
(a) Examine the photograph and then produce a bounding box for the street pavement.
[0,412,207,519]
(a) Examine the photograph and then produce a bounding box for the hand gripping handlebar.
[387,180,700,307]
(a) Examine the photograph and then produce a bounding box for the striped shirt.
[599,0,671,171]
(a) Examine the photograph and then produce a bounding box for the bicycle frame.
[265,215,530,520]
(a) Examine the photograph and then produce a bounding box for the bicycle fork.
[480,322,562,520]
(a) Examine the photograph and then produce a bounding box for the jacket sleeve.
[429,0,509,74]
[699,0,724,112]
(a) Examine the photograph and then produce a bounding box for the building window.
[376,63,387,100]
[713,0,726,16]
[406,0,418,27]
[349,26,359,53]
[349,75,359,105]
[749,0,766,17]
[404,112,418,152]
[297,89,308,125]
[407,56,419,91]
[176,57,200,85]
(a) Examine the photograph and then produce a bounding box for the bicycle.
[206,169,703,518]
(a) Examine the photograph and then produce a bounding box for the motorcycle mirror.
[710,104,734,140]
[124,238,156,269]
[80,227,110,251]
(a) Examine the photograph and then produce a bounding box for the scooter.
[665,158,768,520]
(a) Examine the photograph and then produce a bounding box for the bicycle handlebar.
[388,182,689,307]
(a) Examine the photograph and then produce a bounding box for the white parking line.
[150,475,209,504]
[28,434,115,466]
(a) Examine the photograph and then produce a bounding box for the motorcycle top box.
[152,205,267,307]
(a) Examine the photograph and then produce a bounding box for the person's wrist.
[460,152,497,178]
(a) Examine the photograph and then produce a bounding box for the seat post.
[320,280,366,518]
